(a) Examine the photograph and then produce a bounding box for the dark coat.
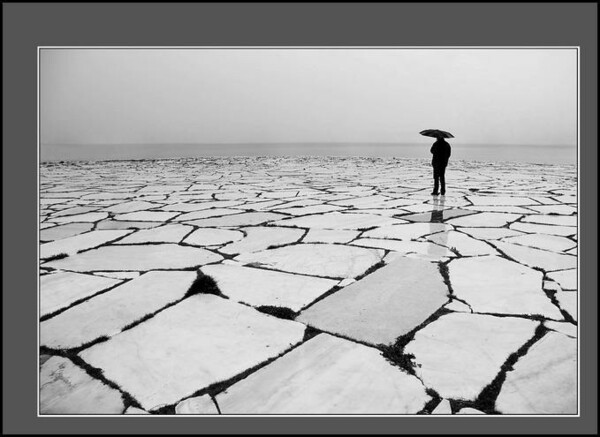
[431,139,451,167]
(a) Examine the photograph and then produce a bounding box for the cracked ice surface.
[405,313,538,401]
[495,331,577,414]
[217,334,431,414]
[79,294,305,411]
[39,157,577,415]
[449,256,563,319]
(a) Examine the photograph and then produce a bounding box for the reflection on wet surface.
[430,196,446,223]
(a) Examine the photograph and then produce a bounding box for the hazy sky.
[41,48,577,146]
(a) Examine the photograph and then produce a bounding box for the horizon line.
[42,141,576,148]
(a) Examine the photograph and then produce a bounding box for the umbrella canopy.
[420,129,454,139]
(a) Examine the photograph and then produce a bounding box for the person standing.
[430,136,451,195]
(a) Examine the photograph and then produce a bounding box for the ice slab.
[431,399,452,415]
[546,269,577,291]
[449,256,563,319]
[174,208,243,221]
[175,395,219,414]
[40,356,125,414]
[493,241,576,272]
[271,212,403,230]
[162,200,244,212]
[51,212,109,224]
[114,211,180,222]
[51,206,100,217]
[467,195,538,206]
[495,331,577,414]
[41,271,196,349]
[544,321,577,338]
[329,195,394,208]
[101,200,157,214]
[79,294,305,411]
[124,407,150,415]
[405,313,538,400]
[362,223,453,240]
[274,204,345,215]
[500,234,576,253]
[44,244,222,272]
[445,212,522,228]
[522,215,577,227]
[95,271,141,280]
[201,264,337,312]
[463,205,534,214]
[353,239,455,262]
[297,257,448,345]
[459,227,524,240]
[136,184,189,194]
[509,222,576,237]
[40,223,94,242]
[217,334,430,414]
[95,220,162,230]
[185,212,285,227]
[401,209,475,222]
[526,205,577,215]
[40,230,132,260]
[456,408,485,415]
[303,229,359,244]
[82,192,133,200]
[115,224,193,244]
[183,228,244,246]
[41,271,121,317]
[220,227,304,255]
[235,244,384,279]
[426,231,498,256]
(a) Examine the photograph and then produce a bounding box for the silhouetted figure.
[430,137,451,195]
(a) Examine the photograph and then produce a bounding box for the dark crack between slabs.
[255,306,297,320]
[184,270,226,299]
[417,388,444,415]
[40,278,134,322]
[379,306,453,377]
[541,288,577,325]
[456,323,550,414]
[41,253,69,263]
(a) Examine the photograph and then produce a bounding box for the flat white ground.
[39,156,578,415]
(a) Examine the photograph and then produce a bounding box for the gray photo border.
[3,2,597,435]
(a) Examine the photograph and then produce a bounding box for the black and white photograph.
[37,46,579,417]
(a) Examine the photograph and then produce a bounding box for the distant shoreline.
[40,143,577,165]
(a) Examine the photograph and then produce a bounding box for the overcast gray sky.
[40,48,577,146]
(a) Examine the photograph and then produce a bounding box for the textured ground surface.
[39,156,578,415]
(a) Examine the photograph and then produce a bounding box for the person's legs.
[432,166,440,195]
[439,166,447,195]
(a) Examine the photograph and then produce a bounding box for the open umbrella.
[420,129,454,139]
